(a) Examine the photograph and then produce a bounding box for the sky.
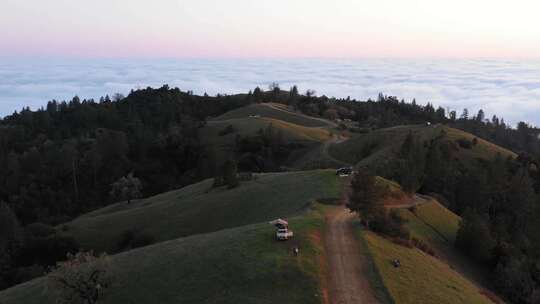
[0,1,539,126]
[1,0,540,58]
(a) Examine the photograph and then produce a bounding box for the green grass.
[360,230,492,304]
[397,200,460,245]
[396,200,497,298]
[353,222,395,304]
[66,170,343,253]
[211,103,331,127]
[202,117,330,146]
[201,105,333,167]
[0,208,329,304]
[329,124,516,171]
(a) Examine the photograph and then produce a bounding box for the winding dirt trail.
[324,207,380,304]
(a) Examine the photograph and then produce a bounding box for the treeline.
[2,85,538,225]
[284,89,540,157]
[384,131,540,303]
[0,85,253,226]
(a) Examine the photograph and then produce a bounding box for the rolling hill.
[394,199,500,302]
[329,124,516,172]
[0,207,328,304]
[200,102,338,170]
[210,103,333,128]
[359,230,493,304]
[64,170,343,253]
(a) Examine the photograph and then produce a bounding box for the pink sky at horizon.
[1,0,540,59]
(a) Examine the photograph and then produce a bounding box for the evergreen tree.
[476,109,485,122]
[347,171,384,226]
[0,202,22,288]
[460,108,469,120]
[110,173,142,204]
[223,160,239,189]
[397,132,425,193]
[455,209,495,263]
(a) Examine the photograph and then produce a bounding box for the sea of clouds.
[0,58,539,126]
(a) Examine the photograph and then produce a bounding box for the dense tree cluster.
[0,85,254,225]
[347,171,409,239]
[384,130,540,303]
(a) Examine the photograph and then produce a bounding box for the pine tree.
[397,132,425,193]
[347,171,384,226]
[223,160,239,189]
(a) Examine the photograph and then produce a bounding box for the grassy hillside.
[397,199,460,246]
[0,208,328,304]
[395,200,498,300]
[201,117,331,146]
[360,230,492,304]
[201,104,335,169]
[65,170,343,253]
[211,103,332,127]
[329,124,516,171]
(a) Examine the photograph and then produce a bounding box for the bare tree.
[47,251,113,304]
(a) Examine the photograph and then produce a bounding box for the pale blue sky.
[1,0,539,58]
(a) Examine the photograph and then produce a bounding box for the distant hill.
[211,103,334,127]
[329,124,516,173]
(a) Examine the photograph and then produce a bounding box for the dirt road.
[324,207,380,304]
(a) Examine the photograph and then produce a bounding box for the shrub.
[370,211,410,240]
[455,209,495,263]
[411,237,436,256]
[46,235,80,265]
[47,251,112,304]
[218,124,236,136]
[18,234,79,267]
[456,138,473,149]
[117,229,155,251]
[13,265,45,284]
[238,172,254,181]
[26,222,56,238]
[392,237,413,248]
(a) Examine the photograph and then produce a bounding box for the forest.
[1,85,540,302]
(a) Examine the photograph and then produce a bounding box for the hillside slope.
[395,200,499,301]
[329,124,516,172]
[211,103,333,127]
[66,170,343,252]
[360,230,492,304]
[0,210,327,304]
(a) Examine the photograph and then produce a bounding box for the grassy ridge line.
[210,103,331,127]
[65,170,343,253]
[329,124,516,170]
[360,230,492,304]
[0,207,330,304]
[202,117,329,145]
[261,117,332,142]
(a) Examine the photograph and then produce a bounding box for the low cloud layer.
[0,58,539,126]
